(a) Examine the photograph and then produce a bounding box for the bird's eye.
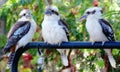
[23,14,26,16]
[51,10,59,15]
[86,11,90,14]
[92,10,96,14]
[51,10,54,12]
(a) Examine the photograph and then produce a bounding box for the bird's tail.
[57,49,68,66]
[7,52,15,68]
[104,49,116,68]
[61,53,68,66]
[4,45,11,53]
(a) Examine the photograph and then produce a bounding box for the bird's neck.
[87,15,102,21]
[18,17,32,22]
[44,15,60,21]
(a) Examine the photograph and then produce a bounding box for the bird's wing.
[4,21,31,53]
[58,19,69,40]
[7,21,29,38]
[99,19,115,41]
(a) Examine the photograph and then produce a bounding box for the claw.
[92,41,95,46]
[102,41,105,46]
[58,42,61,46]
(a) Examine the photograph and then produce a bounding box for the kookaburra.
[4,9,37,65]
[79,7,116,68]
[42,5,69,66]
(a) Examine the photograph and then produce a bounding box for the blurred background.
[0,0,120,72]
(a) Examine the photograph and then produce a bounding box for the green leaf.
[95,58,104,68]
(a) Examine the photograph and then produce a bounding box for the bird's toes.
[58,43,61,46]
[102,41,105,46]
[92,41,95,46]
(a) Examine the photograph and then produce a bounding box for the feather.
[58,19,69,40]
[99,19,115,41]
[4,21,31,53]
[58,19,69,66]
[99,19,116,68]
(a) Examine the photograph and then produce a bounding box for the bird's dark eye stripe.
[20,14,26,18]
[101,10,103,13]
[92,10,96,14]
[86,10,96,14]
[86,11,90,14]
[51,10,59,15]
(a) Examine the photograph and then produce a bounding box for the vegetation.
[0,0,120,72]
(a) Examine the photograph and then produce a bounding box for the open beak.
[45,9,53,16]
[79,14,88,22]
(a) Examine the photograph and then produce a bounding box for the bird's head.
[44,5,60,19]
[79,7,103,21]
[19,9,32,19]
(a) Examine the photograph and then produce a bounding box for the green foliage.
[0,34,7,48]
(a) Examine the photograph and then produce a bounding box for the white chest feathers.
[42,20,68,45]
[17,19,37,49]
[86,18,108,41]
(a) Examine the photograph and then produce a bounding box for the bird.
[4,9,37,66]
[41,5,69,66]
[79,7,116,68]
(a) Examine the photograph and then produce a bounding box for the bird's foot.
[91,41,95,46]
[44,41,49,45]
[58,42,61,46]
[102,41,105,46]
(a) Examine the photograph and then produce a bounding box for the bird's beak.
[79,14,88,22]
[26,13,32,19]
[44,9,53,16]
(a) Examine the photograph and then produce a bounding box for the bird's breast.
[17,20,37,49]
[42,21,68,44]
[86,19,108,41]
